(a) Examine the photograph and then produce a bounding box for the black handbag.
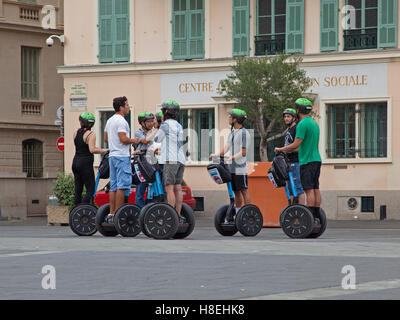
[268,153,291,188]
[132,154,158,185]
[98,152,110,179]
[207,161,232,185]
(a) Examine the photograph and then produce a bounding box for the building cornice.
[0,122,60,131]
[57,49,400,76]
[0,21,63,34]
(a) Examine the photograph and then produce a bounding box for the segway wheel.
[69,204,98,236]
[173,203,196,239]
[143,203,179,240]
[95,204,119,237]
[114,204,142,237]
[214,205,238,237]
[139,203,157,238]
[280,205,314,239]
[235,205,263,237]
[307,208,328,239]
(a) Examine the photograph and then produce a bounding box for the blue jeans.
[290,162,305,196]
[135,183,148,209]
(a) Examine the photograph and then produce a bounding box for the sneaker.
[106,214,114,224]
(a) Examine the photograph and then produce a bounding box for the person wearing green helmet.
[72,112,108,205]
[280,108,305,205]
[133,112,155,208]
[210,108,251,221]
[275,98,322,222]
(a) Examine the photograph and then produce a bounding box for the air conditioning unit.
[337,196,361,215]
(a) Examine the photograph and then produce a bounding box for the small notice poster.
[70,83,88,112]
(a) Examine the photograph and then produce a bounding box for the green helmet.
[283,108,297,118]
[155,111,163,122]
[138,112,155,124]
[161,100,180,119]
[295,98,313,114]
[79,112,95,129]
[229,108,247,124]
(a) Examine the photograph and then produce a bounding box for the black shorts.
[300,162,321,190]
[231,174,248,192]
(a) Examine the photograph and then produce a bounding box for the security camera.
[46,37,54,47]
[46,35,65,47]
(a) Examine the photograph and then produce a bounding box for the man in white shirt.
[104,96,137,221]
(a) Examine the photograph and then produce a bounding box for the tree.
[219,54,311,161]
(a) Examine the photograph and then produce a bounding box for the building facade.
[0,0,64,219]
[59,0,400,220]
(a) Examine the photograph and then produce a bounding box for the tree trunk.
[258,118,276,162]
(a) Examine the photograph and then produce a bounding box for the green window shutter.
[99,0,114,63]
[114,0,130,62]
[188,0,205,58]
[172,0,204,60]
[320,0,338,51]
[233,0,250,56]
[378,0,398,48]
[286,0,304,53]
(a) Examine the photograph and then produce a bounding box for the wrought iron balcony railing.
[343,29,377,51]
[255,36,285,56]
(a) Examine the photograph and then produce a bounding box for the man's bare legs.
[109,189,127,214]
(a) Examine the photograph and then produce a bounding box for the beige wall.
[304,0,320,54]
[210,0,232,59]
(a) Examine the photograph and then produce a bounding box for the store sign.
[161,71,231,104]
[70,83,88,111]
[160,63,388,105]
[303,63,388,100]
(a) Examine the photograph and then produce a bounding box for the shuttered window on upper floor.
[233,0,250,56]
[172,0,205,60]
[320,0,338,51]
[98,0,130,63]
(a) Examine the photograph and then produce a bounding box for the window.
[23,139,43,178]
[320,0,338,52]
[179,108,215,162]
[233,0,250,56]
[21,47,40,100]
[326,102,388,159]
[98,0,130,63]
[255,0,304,56]
[172,0,205,60]
[100,111,131,148]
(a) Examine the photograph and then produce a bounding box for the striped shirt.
[154,119,186,165]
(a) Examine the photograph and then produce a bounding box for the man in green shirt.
[275,98,322,221]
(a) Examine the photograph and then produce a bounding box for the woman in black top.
[72,112,108,205]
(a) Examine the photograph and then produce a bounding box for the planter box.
[47,205,69,225]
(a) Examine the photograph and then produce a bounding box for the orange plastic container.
[247,162,288,227]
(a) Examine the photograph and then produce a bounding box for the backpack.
[98,152,110,179]
[132,154,158,185]
[268,153,290,188]
[207,162,232,185]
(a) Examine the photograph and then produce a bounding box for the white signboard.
[70,83,88,111]
[161,71,231,105]
[303,63,388,100]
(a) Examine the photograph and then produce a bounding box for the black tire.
[235,205,263,237]
[139,203,157,238]
[143,203,179,240]
[114,204,142,237]
[95,204,119,237]
[307,208,328,239]
[214,205,238,237]
[280,205,314,239]
[69,204,98,236]
[173,203,196,239]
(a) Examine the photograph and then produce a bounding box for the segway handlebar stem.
[93,171,101,198]
[227,181,235,200]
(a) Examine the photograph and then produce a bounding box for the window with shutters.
[326,102,388,159]
[98,0,130,63]
[343,0,378,50]
[21,47,40,100]
[172,0,205,60]
[255,0,304,56]
[233,0,250,56]
[320,0,338,51]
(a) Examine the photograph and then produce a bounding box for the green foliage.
[220,53,311,121]
[53,174,76,210]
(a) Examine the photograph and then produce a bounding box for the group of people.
[71,96,322,225]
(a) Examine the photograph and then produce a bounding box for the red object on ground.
[95,186,196,210]
[57,137,64,152]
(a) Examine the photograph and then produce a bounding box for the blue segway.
[136,154,195,240]
[69,152,110,237]
[207,158,263,237]
[268,152,327,239]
